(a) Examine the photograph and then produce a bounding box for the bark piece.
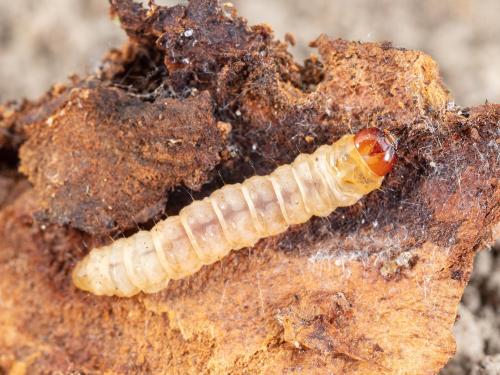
[0,83,72,151]
[19,85,225,234]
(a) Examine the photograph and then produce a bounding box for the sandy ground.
[0,1,499,373]
[0,0,124,102]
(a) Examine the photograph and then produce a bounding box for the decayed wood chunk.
[0,0,498,373]
[19,84,226,234]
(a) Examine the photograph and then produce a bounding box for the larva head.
[326,129,396,200]
[354,128,396,176]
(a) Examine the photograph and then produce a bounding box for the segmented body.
[73,131,392,297]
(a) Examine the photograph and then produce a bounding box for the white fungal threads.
[72,130,395,297]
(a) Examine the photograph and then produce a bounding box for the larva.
[72,128,396,297]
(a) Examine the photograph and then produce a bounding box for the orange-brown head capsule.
[354,128,396,176]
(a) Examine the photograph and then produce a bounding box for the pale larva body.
[73,132,392,297]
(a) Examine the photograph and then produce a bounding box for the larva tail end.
[73,254,133,297]
[354,128,397,176]
[72,258,94,294]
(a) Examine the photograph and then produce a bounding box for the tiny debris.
[380,251,418,279]
[216,121,232,137]
[284,32,296,46]
[469,127,481,141]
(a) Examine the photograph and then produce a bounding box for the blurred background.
[0,1,499,373]
[0,0,499,105]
